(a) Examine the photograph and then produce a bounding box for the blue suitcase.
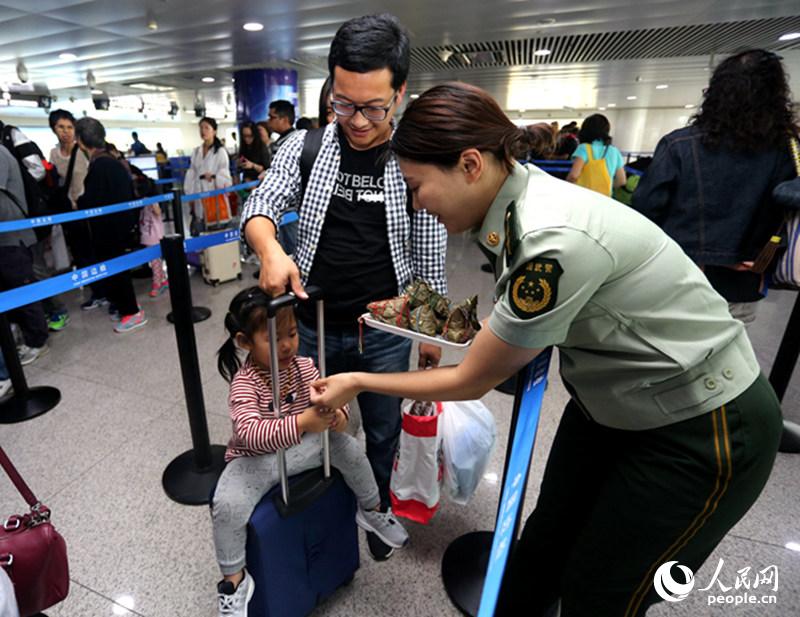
[245,287,359,617]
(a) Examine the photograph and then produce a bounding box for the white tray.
[360,313,473,350]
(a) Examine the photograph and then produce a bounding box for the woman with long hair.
[634,49,798,325]
[308,82,782,616]
[238,120,271,181]
[566,113,626,196]
[183,117,233,227]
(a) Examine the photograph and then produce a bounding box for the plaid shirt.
[241,121,448,296]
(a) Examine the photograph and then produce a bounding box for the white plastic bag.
[440,400,496,504]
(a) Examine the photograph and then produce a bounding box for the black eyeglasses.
[330,92,397,122]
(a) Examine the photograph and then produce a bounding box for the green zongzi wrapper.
[409,304,443,336]
[367,296,411,328]
[406,280,450,317]
[443,295,480,343]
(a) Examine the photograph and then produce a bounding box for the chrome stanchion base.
[779,420,800,454]
[0,386,61,424]
[167,306,211,324]
[162,445,227,505]
[441,531,493,617]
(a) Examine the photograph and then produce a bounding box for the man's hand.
[257,244,307,299]
[418,343,442,369]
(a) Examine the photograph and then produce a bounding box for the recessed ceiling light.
[533,49,551,57]
[779,32,800,41]
[91,89,103,95]
[201,76,215,83]
[607,103,616,108]
[537,18,557,25]
[243,22,264,32]
[409,94,419,99]
[684,103,695,108]
[59,53,77,61]
[656,84,669,89]
[598,107,606,111]
[626,95,637,100]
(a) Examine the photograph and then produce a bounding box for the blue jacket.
[632,125,795,265]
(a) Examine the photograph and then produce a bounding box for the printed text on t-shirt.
[333,171,385,204]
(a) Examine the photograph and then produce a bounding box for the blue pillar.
[234,68,298,125]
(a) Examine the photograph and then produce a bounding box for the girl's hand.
[310,373,360,410]
[329,409,348,433]
[297,405,333,434]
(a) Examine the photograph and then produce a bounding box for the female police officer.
[309,83,782,616]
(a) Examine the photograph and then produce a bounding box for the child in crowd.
[139,203,167,297]
[211,287,408,616]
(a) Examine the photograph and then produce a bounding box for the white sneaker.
[356,507,409,549]
[217,570,255,617]
[17,344,49,366]
[0,379,11,399]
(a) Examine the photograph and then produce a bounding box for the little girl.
[139,203,168,297]
[212,287,409,617]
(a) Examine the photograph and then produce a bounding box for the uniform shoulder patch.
[507,257,563,319]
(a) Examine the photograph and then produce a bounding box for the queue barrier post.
[0,313,60,424]
[441,353,549,616]
[166,186,211,325]
[768,290,800,453]
[160,234,226,505]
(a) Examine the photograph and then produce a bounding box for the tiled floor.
[1,236,799,617]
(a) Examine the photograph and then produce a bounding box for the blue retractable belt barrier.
[155,178,178,185]
[184,229,240,253]
[0,246,161,313]
[181,180,259,202]
[0,193,173,235]
[624,167,643,176]
[477,348,552,617]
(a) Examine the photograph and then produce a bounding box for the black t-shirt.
[300,129,397,327]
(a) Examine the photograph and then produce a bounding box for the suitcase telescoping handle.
[267,285,329,506]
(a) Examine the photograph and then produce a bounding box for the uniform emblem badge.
[487,232,500,247]
[508,258,563,319]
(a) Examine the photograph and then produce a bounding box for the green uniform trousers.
[497,372,782,617]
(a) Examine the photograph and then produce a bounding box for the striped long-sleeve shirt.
[225,355,348,462]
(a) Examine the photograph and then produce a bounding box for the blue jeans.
[298,318,412,508]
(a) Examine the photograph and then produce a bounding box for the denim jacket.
[632,125,795,265]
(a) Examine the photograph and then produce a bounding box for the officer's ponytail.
[392,83,552,172]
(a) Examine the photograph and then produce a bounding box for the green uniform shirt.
[477,162,759,430]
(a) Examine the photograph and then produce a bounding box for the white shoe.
[356,507,409,549]
[0,379,11,399]
[217,570,255,617]
[17,344,49,366]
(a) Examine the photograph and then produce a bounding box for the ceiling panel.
[0,0,793,115]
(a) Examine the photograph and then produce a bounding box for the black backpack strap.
[299,127,325,199]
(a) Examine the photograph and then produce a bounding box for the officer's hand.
[257,241,307,299]
[418,343,442,369]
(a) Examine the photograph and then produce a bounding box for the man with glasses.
[241,13,447,562]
